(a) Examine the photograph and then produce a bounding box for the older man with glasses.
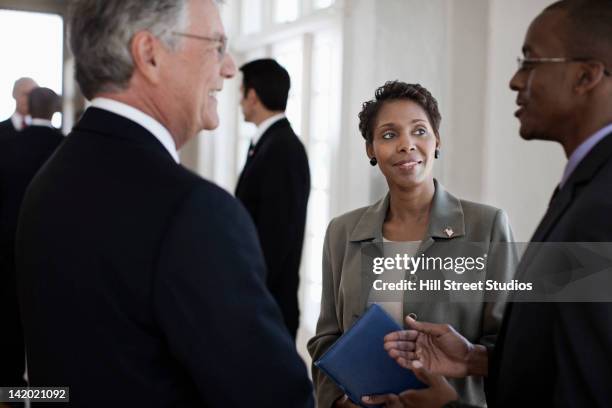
[15,1,314,407]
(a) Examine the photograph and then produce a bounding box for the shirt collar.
[30,118,54,128]
[11,112,29,131]
[560,123,612,188]
[252,113,286,145]
[348,179,465,242]
[89,97,180,163]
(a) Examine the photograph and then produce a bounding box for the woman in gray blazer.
[307,81,516,408]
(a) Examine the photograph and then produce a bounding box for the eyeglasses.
[517,56,611,76]
[171,31,228,61]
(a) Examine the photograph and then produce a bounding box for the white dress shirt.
[251,113,286,146]
[90,98,180,163]
[30,118,55,128]
[11,112,30,131]
[560,122,612,188]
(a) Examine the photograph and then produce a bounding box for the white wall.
[482,0,564,240]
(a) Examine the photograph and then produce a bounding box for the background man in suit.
[0,87,63,393]
[235,58,311,339]
[0,77,38,141]
[16,1,313,407]
[377,0,612,407]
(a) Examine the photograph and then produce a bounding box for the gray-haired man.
[16,1,314,407]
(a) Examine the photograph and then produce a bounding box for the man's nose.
[222,53,237,79]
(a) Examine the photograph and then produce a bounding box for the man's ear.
[247,88,259,105]
[131,31,163,84]
[575,61,606,94]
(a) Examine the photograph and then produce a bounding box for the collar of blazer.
[74,107,177,163]
[531,131,612,242]
[348,178,466,243]
[251,117,291,153]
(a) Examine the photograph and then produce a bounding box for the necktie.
[21,116,27,130]
[247,140,255,158]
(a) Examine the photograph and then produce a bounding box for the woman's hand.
[334,394,360,407]
[383,316,486,378]
[361,361,459,408]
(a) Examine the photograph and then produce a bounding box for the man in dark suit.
[0,77,38,141]
[372,1,612,407]
[235,59,311,339]
[15,1,313,407]
[0,87,63,392]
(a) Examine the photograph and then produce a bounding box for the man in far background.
[0,77,38,141]
[236,58,310,339]
[0,87,63,394]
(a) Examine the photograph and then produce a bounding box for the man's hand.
[361,361,459,408]
[383,316,487,378]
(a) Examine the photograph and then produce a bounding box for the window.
[233,0,341,339]
[0,10,63,127]
[241,0,263,34]
[274,0,299,23]
[314,0,335,9]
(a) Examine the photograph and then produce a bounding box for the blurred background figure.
[236,58,310,339]
[0,77,38,141]
[0,86,63,397]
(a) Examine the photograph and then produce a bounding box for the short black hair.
[358,81,441,144]
[239,58,290,111]
[542,0,612,68]
[28,87,61,120]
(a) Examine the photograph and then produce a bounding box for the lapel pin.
[444,227,454,238]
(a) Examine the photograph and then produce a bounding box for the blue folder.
[314,304,427,407]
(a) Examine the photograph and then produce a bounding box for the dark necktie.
[21,116,27,130]
[247,140,255,158]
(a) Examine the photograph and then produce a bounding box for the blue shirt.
[560,123,612,188]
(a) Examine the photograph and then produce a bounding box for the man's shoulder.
[261,121,307,159]
[0,117,15,135]
[170,176,252,233]
[21,125,63,139]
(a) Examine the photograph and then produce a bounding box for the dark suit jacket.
[0,117,18,141]
[487,133,612,407]
[0,125,63,387]
[235,118,310,338]
[16,108,313,407]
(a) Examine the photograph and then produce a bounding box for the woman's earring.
[369,157,378,166]
[434,148,441,159]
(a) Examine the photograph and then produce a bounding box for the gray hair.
[68,0,190,99]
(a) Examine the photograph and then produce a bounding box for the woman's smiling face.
[367,99,439,189]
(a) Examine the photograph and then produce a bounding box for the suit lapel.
[530,185,575,242]
[235,118,290,194]
[349,180,466,318]
[531,132,612,242]
[491,131,612,403]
